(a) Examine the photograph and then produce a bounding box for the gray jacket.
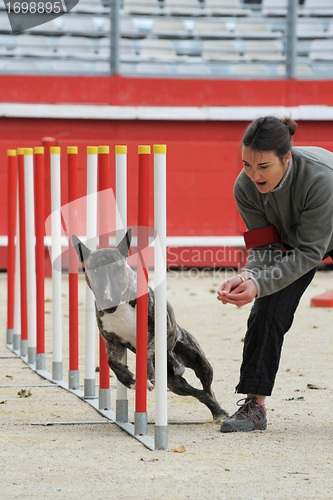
[234,146,333,297]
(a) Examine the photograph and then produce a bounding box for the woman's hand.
[217,274,257,307]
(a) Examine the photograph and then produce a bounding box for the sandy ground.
[0,268,332,499]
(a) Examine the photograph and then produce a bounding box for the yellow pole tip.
[7,150,17,156]
[67,146,78,154]
[50,147,61,154]
[153,145,167,154]
[17,148,25,155]
[87,146,98,154]
[98,146,109,154]
[138,145,151,155]
[115,145,127,154]
[24,148,33,155]
[34,147,44,154]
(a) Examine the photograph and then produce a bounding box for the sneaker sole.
[220,423,267,433]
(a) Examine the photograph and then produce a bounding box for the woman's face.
[242,146,291,194]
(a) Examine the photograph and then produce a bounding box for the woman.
[217,115,333,433]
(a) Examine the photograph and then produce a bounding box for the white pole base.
[6,328,13,345]
[116,399,128,423]
[52,361,62,382]
[28,347,36,366]
[134,412,148,436]
[20,339,28,357]
[36,353,46,371]
[13,333,20,351]
[84,378,96,399]
[154,425,168,450]
[68,370,80,391]
[99,388,110,411]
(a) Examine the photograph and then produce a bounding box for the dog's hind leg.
[171,329,228,421]
[167,366,227,421]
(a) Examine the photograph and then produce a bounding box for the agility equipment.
[5,143,168,451]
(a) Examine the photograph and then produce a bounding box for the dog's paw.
[147,380,155,391]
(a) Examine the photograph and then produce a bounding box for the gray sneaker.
[220,397,267,433]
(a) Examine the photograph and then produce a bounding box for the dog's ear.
[117,228,132,258]
[71,234,91,263]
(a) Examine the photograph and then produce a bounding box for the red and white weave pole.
[6,150,17,346]
[134,145,151,436]
[34,147,46,371]
[84,146,98,399]
[17,149,28,357]
[24,148,37,366]
[115,145,128,422]
[153,145,168,450]
[50,146,62,381]
[67,147,79,390]
[97,145,110,410]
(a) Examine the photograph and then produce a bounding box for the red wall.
[1,75,333,268]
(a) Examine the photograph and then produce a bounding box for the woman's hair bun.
[280,117,297,137]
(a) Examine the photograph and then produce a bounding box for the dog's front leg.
[146,338,155,391]
[104,339,135,389]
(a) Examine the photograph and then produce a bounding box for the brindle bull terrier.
[72,229,227,421]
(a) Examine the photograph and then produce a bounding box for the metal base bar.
[99,388,110,410]
[134,412,148,436]
[7,328,13,345]
[68,370,80,391]
[116,399,128,423]
[52,361,62,382]
[5,343,166,451]
[154,425,168,450]
[36,353,46,371]
[13,333,20,351]
[84,378,96,399]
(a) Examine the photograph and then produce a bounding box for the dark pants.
[235,253,333,396]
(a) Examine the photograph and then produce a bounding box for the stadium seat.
[14,35,55,57]
[261,0,288,17]
[62,16,98,36]
[151,19,189,38]
[56,37,96,59]
[297,21,326,39]
[243,40,284,62]
[176,63,212,75]
[310,39,333,61]
[233,21,281,39]
[136,62,171,75]
[303,0,333,16]
[326,21,333,36]
[29,17,63,35]
[204,0,251,17]
[231,64,270,76]
[2,59,41,73]
[163,0,203,17]
[276,63,314,76]
[192,20,231,38]
[123,0,162,16]
[96,37,138,61]
[139,39,184,61]
[51,60,90,73]
[72,0,107,14]
[202,41,241,61]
